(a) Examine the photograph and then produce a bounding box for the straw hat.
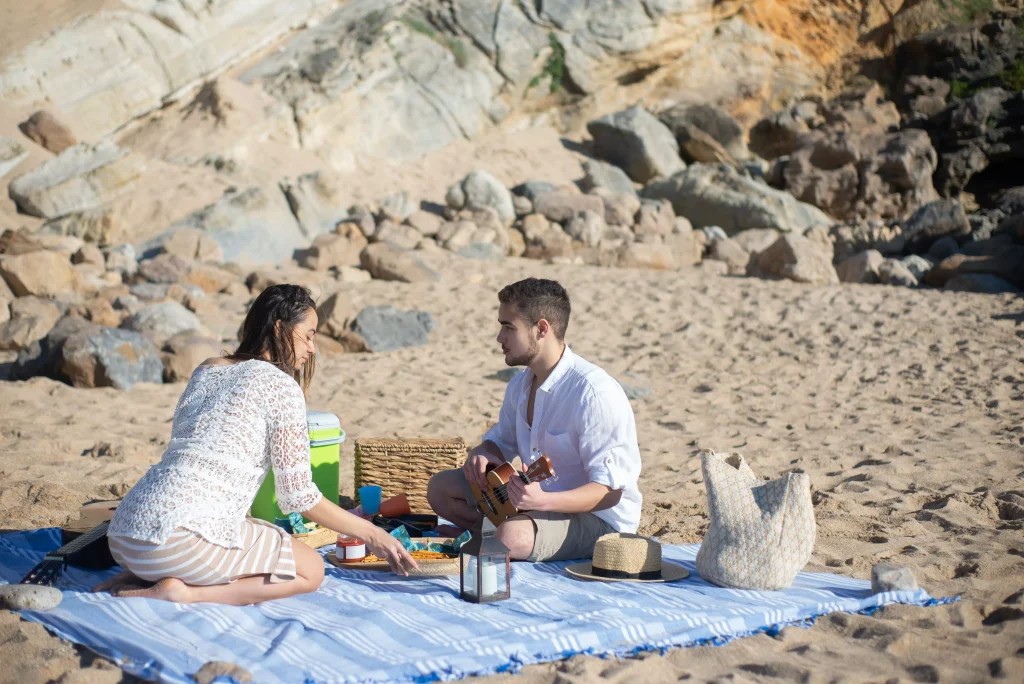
[566,533,689,583]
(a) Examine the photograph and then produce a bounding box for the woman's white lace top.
[108,359,323,548]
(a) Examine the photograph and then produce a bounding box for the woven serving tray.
[326,537,461,576]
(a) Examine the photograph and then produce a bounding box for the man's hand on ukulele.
[507,470,549,511]
[463,453,494,489]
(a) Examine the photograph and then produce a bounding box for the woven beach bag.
[695,449,816,590]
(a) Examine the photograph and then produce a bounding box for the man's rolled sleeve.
[577,388,640,491]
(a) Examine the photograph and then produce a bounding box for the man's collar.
[537,344,574,393]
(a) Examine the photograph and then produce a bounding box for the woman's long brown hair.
[228,284,316,392]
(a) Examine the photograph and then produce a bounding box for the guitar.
[468,456,556,527]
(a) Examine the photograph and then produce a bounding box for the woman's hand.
[365,528,420,576]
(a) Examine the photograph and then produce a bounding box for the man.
[427,278,642,561]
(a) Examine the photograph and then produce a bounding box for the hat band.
[592,566,662,580]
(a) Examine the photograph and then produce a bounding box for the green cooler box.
[251,410,345,522]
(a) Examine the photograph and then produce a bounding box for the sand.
[1,258,1022,683]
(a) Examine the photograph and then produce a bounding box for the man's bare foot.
[114,577,191,603]
[92,569,141,594]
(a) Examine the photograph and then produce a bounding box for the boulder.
[643,163,833,235]
[748,105,816,160]
[279,171,350,238]
[0,297,61,351]
[59,327,163,389]
[446,170,515,225]
[404,210,443,237]
[372,221,423,251]
[0,137,29,179]
[617,243,678,270]
[194,661,253,684]
[565,210,607,249]
[82,298,122,328]
[105,244,138,277]
[161,331,222,382]
[511,181,557,203]
[532,192,605,224]
[378,191,417,223]
[137,254,192,284]
[878,259,919,287]
[0,584,63,611]
[10,315,99,381]
[923,248,1024,290]
[316,291,356,339]
[359,243,440,283]
[668,217,703,267]
[299,230,367,270]
[512,195,533,217]
[184,264,240,295]
[587,106,685,183]
[123,301,204,343]
[458,243,506,261]
[901,255,934,281]
[37,208,125,247]
[72,244,105,267]
[755,234,840,284]
[672,122,735,165]
[0,278,12,324]
[591,188,641,228]
[945,274,1021,294]
[634,199,675,238]
[732,228,782,257]
[837,250,885,284]
[830,220,905,263]
[707,237,750,275]
[580,159,637,196]
[437,220,478,254]
[351,306,436,353]
[166,186,307,265]
[0,250,78,297]
[902,200,971,254]
[161,228,224,264]
[18,110,78,154]
[659,102,748,159]
[6,140,144,219]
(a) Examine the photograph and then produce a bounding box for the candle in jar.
[480,561,498,596]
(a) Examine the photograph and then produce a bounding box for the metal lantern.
[459,520,511,603]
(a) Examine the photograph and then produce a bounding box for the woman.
[93,284,417,605]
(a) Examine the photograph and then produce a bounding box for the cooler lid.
[306,409,341,430]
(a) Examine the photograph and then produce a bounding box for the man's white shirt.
[482,345,642,533]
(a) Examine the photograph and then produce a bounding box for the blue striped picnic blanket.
[1,529,948,683]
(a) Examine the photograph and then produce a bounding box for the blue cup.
[359,485,383,516]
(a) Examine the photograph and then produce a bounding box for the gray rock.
[0,584,63,611]
[123,302,203,342]
[926,235,960,262]
[0,137,30,179]
[7,140,144,219]
[458,243,506,262]
[619,381,654,400]
[280,172,350,238]
[194,661,253,684]
[59,327,163,389]
[105,244,137,277]
[658,102,748,160]
[378,190,417,223]
[511,181,557,203]
[360,243,440,283]
[945,274,1021,295]
[459,170,515,225]
[137,254,191,284]
[351,305,436,353]
[732,228,782,257]
[871,563,919,594]
[643,163,833,235]
[581,159,637,196]
[837,250,885,284]
[707,237,750,275]
[701,226,728,243]
[902,200,971,254]
[878,259,919,288]
[901,255,934,281]
[755,234,839,284]
[10,315,99,381]
[830,220,905,263]
[565,210,607,248]
[129,283,171,302]
[587,106,685,183]
[163,186,308,265]
[533,192,605,224]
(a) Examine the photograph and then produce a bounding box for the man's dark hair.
[498,278,571,340]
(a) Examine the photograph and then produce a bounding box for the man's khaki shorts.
[453,468,616,562]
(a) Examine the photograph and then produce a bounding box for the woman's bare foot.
[113,577,192,603]
[92,569,141,594]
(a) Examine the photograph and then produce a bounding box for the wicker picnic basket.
[354,438,466,513]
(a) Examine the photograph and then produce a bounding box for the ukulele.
[20,500,122,585]
[468,456,556,527]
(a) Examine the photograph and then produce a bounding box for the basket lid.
[306,410,340,430]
